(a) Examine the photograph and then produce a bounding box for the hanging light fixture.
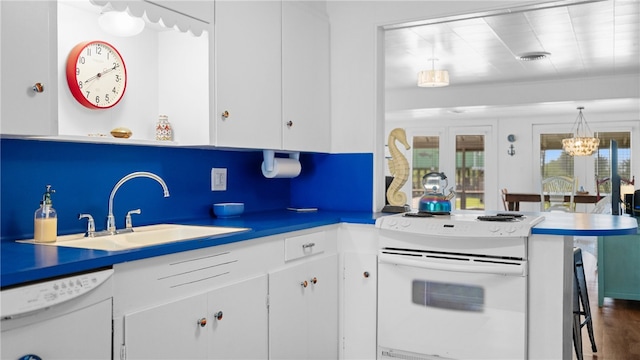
[98,4,145,37]
[417,58,449,87]
[562,106,600,156]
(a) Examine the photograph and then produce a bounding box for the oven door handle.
[378,253,526,276]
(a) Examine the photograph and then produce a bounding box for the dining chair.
[595,177,611,202]
[540,176,577,212]
[501,188,509,211]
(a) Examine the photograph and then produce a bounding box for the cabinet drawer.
[284,231,326,261]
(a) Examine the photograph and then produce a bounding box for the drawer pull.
[301,280,308,288]
[364,271,370,278]
[310,277,318,284]
[302,242,315,249]
[197,318,207,327]
[221,110,230,119]
[214,311,224,321]
[32,82,44,93]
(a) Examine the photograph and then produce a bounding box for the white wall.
[327,1,640,211]
[327,0,536,154]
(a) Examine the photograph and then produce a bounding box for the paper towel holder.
[263,150,300,172]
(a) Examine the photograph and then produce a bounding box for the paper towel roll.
[261,158,302,178]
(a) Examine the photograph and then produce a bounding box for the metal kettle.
[419,172,456,213]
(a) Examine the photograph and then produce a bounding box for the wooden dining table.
[505,193,599,211]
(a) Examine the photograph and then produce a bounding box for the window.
[409,130,489,211]
[540,133,575,179]
[412,136,440,208]
[540,131,632,197]
[595,132,632,196]
[456,135,485,210]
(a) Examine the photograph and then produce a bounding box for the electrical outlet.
[211,168,227,191]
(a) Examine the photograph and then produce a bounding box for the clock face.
[65,41,127,109]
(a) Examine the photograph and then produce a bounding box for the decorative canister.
[155,115,173,141]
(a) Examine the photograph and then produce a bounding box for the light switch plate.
[211,168,227,191]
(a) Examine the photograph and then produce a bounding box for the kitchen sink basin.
[18,224,250,251]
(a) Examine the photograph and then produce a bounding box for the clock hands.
[83,64,118,85]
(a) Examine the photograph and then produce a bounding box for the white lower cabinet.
[338,223,380,359]
[342,252,377,360]
[122,274,268,360]
[269,254,339,359]
[123,292,208,359]
[111,225,357,360]
[207,275,269,359]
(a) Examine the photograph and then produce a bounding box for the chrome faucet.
[106,172,170,234]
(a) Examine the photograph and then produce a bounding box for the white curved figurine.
[386,128,411,206]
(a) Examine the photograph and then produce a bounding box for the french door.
[405,125,496,211]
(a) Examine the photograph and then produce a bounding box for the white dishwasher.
[1,268,114,360]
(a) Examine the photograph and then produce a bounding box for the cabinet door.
[215,1,282,150]
[123,294,209,359]
[306,254,339,359]
[0,1,57,136]
[281,2,331,153]
[207,275,269,360]
[269,254,338,359]
[269,260,309,359]
[342,253,377,359]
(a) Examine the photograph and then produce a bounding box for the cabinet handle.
[310,277,318,284]
[302,242,315,249]
[363,271,370,278]
[221,110,230,119]
[213,311,224,321]
[286,120,293,128]
[197,318,207,327]
[300,280,308,288]
[32,83,44,93]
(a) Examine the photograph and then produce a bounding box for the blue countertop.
[2,210,636,288]
[531,212,638,236]
[1,210,381,288]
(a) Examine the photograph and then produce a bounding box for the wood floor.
[573,244,640,360]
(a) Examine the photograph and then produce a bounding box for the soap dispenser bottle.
[34,185,57,243]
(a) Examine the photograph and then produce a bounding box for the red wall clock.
[66,40,127,109]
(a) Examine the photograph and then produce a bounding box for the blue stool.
[573,247,597,360]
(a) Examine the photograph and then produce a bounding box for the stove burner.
[403,212,434,218]
[496,213,524,218]
[420,211,451,215]
[477,215,518,222]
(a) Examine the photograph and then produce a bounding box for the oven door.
[378,251,527,360]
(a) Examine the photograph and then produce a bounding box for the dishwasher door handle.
[378,253,526,276]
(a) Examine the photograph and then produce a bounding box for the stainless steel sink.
[18,224,250,251]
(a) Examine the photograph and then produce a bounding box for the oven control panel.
[1,268,114,319]
[376,213,544,238]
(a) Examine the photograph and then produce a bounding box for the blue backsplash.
[0,139,372,241]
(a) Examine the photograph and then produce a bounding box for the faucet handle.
[125,209,141,230]
[78,213,95,237]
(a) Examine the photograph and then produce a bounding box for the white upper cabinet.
[215,0,331,152]
[214,1,282,150]
[281,2,331,153]
[0,1,58,136]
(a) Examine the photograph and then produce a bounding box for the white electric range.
[375,212,544,360]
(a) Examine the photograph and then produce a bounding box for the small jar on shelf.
[155,115,173,141]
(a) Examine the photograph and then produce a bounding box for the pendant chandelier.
[562,106,599,156]
[417,58,449,87]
